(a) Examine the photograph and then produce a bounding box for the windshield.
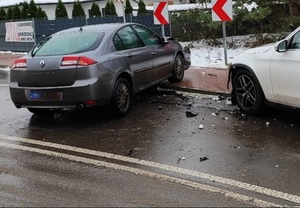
[33,32,104,56]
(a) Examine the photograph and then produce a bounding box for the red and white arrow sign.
[153,2,169,25]
[212,0,232,21]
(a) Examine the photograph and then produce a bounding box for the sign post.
[153,2,169,36]
[211,0,232,66]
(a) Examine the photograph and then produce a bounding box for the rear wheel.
[168,54,184,83]
[111,78,132,118]
[233,69,264,115]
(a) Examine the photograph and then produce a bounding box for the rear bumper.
[9,80,113,109]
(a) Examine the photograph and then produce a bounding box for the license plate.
[29,90,62,101]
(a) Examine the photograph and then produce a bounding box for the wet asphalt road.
[0,68,300,207]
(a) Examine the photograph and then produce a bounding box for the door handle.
[151,52,156,56]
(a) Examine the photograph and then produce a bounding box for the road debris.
[199,124,204,129]
[177,157,186,164]
[186,111,197,117]
[238,113,247,121]
[127,149,134,155]
[200,157,208,162]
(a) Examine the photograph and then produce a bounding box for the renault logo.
[40,60,45,68]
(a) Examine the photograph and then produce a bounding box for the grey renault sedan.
[9,23,191,117]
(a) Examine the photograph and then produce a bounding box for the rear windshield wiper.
[31,36,52,57]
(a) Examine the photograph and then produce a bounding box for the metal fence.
[0,14,171,52]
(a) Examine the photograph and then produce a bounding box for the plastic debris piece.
[266,122,270,127]
[199,124,204,129]
[239,114,248,121]
[186,111,197,117]
[199,157,208,162]
[127,149,134,155]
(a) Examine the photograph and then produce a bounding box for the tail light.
[11,59,27,69]
[61,56,97,67]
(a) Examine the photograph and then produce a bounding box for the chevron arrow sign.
[154,2,169,25]
[212,0,232,21]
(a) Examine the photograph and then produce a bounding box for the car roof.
[55,23,138,35]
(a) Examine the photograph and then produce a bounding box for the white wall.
[39,0,181,20]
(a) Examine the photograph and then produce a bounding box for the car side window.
[113,34,125,51]
[115,26,142,50]
[290,31,300,49]
[132,25,162,46]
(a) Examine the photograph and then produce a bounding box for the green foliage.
[137,0,147,15]
[89,1,101,18]
[28,0,38,18]
[0,8,7,21]
[56,0,68,19]
[125,0,133,15]
[72,0,85,18]
[171,1,299,42]
[6,7,13,20]
[12,4,21,20]
[232,0,296,33]
[104,0,117,16]
[171,8,222,41]
[21,1,29,19]
[36,6,48,19]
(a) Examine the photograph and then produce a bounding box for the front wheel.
[168,55,184,83]
[233,69,264,115]
[111,78,132,118]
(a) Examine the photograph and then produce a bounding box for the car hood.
[243,43,275,55]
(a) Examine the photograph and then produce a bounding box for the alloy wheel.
[235,74,257,109]
[117,82,129,112]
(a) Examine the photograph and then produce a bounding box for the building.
[0,0,193,20]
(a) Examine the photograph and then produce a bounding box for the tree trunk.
[289,0,300,16]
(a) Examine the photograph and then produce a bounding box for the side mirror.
[275,40,287,52]
[162,37,169,44]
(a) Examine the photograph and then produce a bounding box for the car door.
[132,25,173,82]
[113,26,153,89]
[270,31,300,108]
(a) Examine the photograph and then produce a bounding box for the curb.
[159,83,230,97]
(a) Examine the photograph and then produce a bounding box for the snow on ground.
[181,34,256,68]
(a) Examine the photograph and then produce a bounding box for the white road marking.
[0,84,8,87]
[0,140,282,207]
[0,133,299,205]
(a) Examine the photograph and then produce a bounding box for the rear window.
[33,32,104,56]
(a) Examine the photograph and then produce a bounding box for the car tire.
[168,54,184,83]
[233,69,265,115]
[27,108,53,115]
[111,78,132,118]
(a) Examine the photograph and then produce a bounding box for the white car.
[229,26,300,115]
